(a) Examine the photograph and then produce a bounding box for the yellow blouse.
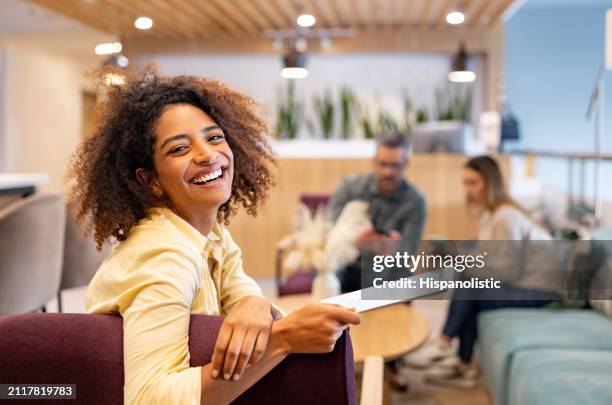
[85,207,265,405]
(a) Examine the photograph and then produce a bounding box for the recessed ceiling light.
[134,16,153,30]
[446,11,465,25]
[95,42,122,55]
[297,14,316,27]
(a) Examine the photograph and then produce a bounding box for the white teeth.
[192,169,223,184]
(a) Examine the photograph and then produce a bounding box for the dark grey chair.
[0,193,65,315]
[58,203,110,312]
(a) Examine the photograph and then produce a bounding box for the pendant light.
[449,42,476,83]
[281,47,308,79]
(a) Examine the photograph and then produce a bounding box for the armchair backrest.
[0,313,355,405]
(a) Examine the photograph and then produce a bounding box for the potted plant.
[275,81,302,139]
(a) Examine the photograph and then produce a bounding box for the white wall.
[0,35,101,193]
[0,49,7,172]
[137,52,485,139]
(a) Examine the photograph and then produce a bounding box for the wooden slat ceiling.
[26,0,517,53]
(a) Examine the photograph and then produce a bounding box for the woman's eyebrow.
[160,134,189,149]
[203,125,222,133]
[159,126,222,149]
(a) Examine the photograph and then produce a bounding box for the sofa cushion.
[477,308,612,405]
[508,349,612,405]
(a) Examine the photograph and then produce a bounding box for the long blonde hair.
[465,156,527,215]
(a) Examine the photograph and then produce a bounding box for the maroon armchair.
[0,313,356,404]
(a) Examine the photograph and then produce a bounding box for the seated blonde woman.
[405,156,559,388]
[66,67,360,404]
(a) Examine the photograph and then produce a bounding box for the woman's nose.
[193,140,215,164]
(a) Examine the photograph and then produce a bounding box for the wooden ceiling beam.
[322,0,343,27]
[355,0,374,29]
[210,0,261,35]
[418,0,435,28]
[489,0,516,26]
[253,0,292,27]
[143,0,202,40]
[187,1,246,37]
[234,0,277,30]
[334,0,359,27]
[401,0,422,27]
[306,0,340,27]
[370,0,386,28]
[462,0,482,24]
[470,0,496,26]
[391,0,407,26]
[27,0,114,33]
[274,0,300,27]
[167,0,227,39]
[384,0,405,27]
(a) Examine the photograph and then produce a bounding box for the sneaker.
[424,364,479,389]
[402,339,456,369]
[433,355,460,369]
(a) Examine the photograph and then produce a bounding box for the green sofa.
[476,308,612,405]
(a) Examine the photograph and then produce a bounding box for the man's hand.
[211,296,273,381]
[356,228,401,255]
[354,224,374,250]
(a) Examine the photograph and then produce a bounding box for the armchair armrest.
[360,356,384,405]
[0,313,356,405]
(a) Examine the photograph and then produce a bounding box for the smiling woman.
[65,65,361,405]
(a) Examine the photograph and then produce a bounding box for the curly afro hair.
[66,65,276,250]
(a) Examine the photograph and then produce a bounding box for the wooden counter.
[227,154,509,277]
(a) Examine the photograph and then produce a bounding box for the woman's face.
[148,103,233,215]
[462,167,486,209]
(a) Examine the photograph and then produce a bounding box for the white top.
[477,205,560,292]
[478,205,551,241]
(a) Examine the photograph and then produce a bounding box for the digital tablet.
[320,269,450,313]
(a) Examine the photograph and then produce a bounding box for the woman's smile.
[189,165,229,189]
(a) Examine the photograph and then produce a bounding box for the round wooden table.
[273,294,430,363]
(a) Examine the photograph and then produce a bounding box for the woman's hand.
[211,296,273,381]
[272,303,361,354]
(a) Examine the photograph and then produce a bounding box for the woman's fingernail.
[224,373,230,380]
[212,369,219,379]
[246,363,252,368]
[233,374,240,381]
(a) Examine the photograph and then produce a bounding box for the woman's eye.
[170,145,188,154]
[208,133,225,143]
